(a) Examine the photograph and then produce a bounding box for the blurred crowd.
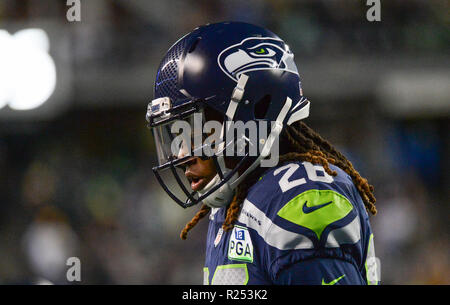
[0,0,448,284]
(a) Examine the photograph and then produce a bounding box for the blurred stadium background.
[0,0,448,284]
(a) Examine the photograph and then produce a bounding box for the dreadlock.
[180,121,376,240]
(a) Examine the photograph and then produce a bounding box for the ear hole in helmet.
[254,95,271,119]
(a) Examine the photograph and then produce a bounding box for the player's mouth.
[185,172,210,192]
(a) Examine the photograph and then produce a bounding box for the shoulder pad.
[277,188,354,240]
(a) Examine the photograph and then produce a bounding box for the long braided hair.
[180,121,377,240]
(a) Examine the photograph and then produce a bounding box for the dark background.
[0,0,448,284]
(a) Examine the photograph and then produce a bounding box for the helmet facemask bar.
[149,96,301,209]
[147,94,249,209]
[152,151,251,208]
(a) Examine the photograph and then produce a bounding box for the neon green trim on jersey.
[322,274,346,285]
[203,267,209,285]
[277,189,353,240]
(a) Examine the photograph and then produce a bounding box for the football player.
[146,22,379,285]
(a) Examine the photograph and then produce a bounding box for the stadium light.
[0,28,56,111]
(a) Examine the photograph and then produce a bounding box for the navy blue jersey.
[203,161,379,285]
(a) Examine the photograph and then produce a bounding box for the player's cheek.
[199,158,217,179]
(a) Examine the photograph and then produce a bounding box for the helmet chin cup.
[201,96,294,208]
[198,170,238,208]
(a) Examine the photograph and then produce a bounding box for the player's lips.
[185,172,209,192]
[190,177,208,191]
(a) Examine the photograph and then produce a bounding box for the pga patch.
[228,225,253,263]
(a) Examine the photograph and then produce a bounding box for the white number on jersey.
[274,161,334,193]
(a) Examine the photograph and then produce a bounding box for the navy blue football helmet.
[146,22,310,209]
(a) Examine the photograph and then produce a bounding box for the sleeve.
[274,257,366,285]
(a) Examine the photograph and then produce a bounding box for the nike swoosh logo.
[322,274,345,285]
[302,200,332,214]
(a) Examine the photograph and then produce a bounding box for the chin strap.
[287,96,310,125]
[201,74,249,208]
[227,74,249,119]
[229,96,292,189]
[200,74,309,208]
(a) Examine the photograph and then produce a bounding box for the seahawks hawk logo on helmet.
[218,37,299,82]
